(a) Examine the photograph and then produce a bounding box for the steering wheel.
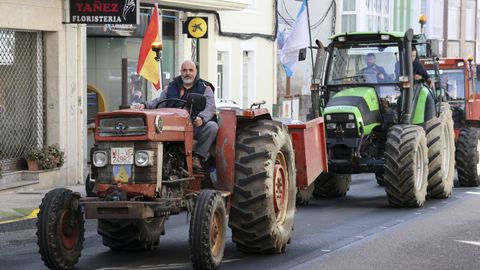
[155,98,200,121]
[155,98,186,109]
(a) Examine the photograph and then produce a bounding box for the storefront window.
[86,7,176,112]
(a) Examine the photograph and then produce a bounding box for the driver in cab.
[362,53,392,83]
[132,60,218,170]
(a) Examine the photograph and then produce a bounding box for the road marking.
[321,249,331,252]
[456,240,480,247]
[465,191,480,196]
[0,208,39,225]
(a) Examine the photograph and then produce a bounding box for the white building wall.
[159,0,276,112]
[215,0,277,111]
[0,0,86,186]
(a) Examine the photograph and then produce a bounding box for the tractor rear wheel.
[98,217,165,250]
[456,127,480,187]
[425,103,455,198]
[37,188,84,270]
[230,120,296,253]
[384,125,428,207]
[313,172,351,197]
[189,189,227,270]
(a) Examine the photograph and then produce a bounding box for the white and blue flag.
[280,0,309,77]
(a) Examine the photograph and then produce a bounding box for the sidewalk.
[0,184,85,224]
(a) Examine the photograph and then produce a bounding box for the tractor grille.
[98,116,147,137]
[325,113,359,138]
[95,142,159,184]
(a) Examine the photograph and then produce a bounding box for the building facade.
[0,0,277,189]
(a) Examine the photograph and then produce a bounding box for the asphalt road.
[1,174,479,270]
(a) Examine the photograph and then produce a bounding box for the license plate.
[111,147,134,165]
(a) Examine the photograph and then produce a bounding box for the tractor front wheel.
[189,189,227,270]
[37,188,85,270]
[384,125,428,207]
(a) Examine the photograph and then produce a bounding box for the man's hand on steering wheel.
[193,116,204,127]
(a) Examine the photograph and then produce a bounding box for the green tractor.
[312,29,455,207]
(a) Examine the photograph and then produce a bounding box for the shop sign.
[186,17,208,39]
[69,0,140,24]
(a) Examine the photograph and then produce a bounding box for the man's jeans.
[194,121,218,160]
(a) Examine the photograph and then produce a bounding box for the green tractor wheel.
[384,125,428,207]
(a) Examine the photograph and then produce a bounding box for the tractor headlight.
[135,150,154,167]
[326,123,337,129]
[325,115,331,121]
[345,123,356,129]
[348,114,355,120]
[93,151,108,167]
[154,115,163,133]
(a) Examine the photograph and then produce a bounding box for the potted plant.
[38,144,65,170]
[24,146,43,171]
[24,144,65,171]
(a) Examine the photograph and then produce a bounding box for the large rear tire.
[37,188,85,270]
[98,217,165,250]
[230,120,296,253]
[189,189,227,270]
[456,127,480,186]
[425,103,455,198]
[384,125,428,207]
[313,172,351,197]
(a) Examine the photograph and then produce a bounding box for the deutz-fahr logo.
[115,122,127,134]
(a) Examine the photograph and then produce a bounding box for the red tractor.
[421,57,480,186]
[35,92,327,269]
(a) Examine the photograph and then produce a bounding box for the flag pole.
[305,0,320,118]
[155,3,163,90]
[305,0,315,75]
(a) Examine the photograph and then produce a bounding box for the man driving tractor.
[132,60,218,170]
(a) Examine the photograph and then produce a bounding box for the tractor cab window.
[327,43,399,85]
[428,69,465,100]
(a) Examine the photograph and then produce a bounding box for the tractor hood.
[324,87,381,135]
[95,108,193,142]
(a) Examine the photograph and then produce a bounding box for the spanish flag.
[137,4,162,90]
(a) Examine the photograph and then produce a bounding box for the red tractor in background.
[421,57,480,186]
[35,90,327,269]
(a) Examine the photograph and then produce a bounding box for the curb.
[0,208,39,225]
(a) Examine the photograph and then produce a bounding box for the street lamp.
[151,41,163,62]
